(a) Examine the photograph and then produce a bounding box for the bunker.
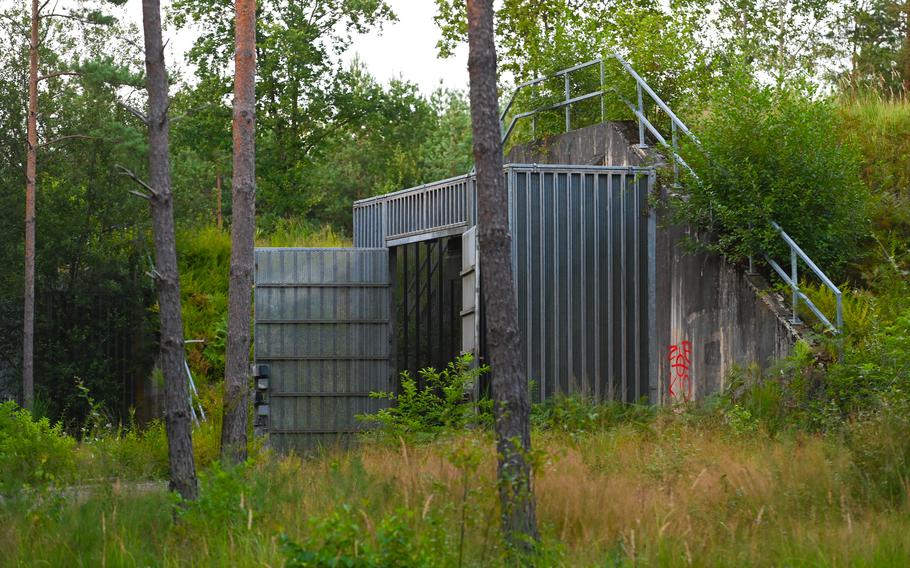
[252,56,838,452]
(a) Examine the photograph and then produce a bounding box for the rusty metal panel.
[254,248,392,452]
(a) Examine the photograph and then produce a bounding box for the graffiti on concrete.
[668,340,692,402]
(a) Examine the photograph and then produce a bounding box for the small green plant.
[723,404,759,435]
[531,395,655,437]
[280,505,445,567]
[177,461,264,532]
[0,401,76,493]
[359,354,491,442]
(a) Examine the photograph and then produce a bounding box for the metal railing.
[498,53,699,183]
[764,222,844,334]
[354,173,475,247]
[497,56,845,335]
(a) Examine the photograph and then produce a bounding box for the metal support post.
[564,74,571,131]
[790,248,801,324]
[637,82,646,147]
[671,121,679,186]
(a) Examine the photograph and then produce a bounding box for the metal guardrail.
[764,222,844,334]
[498,53,699,184]
[497,56,845,335]
[353,173,475,247]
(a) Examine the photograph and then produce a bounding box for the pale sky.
[344,0,469,93]
[108,0,469,94]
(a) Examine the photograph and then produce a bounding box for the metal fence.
[353,174,475,248]
[254,248,393,452]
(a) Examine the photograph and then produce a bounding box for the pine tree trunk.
[140,0,198,501]
[904,0,910,95]
[23,0,38,410]
[466,0,539,551]
[221,0,256,464]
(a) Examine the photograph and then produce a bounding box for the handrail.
[764,222,844,334]
[498,53,701,186]
[497,56,844,335]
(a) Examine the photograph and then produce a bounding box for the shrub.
[280,506,446,568]
[676,74,870,276]
[531,395,655,437]
[359,354,490,443]
[0,401,76,492]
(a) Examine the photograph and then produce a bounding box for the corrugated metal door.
[509,166,657,404]
[254,248,392,452]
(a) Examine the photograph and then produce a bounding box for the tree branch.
[119,102,148,124]
[37,71,82,82]
[117,165,160,198]
[40,12,95,24]
[37,134,97,149]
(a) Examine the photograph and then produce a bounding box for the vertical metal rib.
[606,173,613,401]
[593,173,601,402]
[580,173,587,395]
[539,171,546,403]
[567,172,574,392]
[647,171,658,404]
[553,173,560,396]
[633,174,641,401]
[620,173,627,402]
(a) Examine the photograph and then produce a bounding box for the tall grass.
[2,410,909,566]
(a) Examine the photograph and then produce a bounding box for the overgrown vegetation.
[4,390,910,565]
[360,354,491,443]
[676,75,870,274]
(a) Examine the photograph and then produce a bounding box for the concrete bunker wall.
[508,122,799,401]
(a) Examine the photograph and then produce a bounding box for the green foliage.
[281,506,445,568]
[360,354,490,443]
[844,402,910,505]
[0,401,76,492]
[531,396,654,437]
[178,462,264,530]
[676,77,870,275]
[836,0,910,94]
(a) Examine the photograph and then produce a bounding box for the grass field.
[2,405,909,567]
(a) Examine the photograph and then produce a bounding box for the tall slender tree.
[466,0,538,551]
[221,0,256,464]
[23,0,39,409]
[133,0,199,500]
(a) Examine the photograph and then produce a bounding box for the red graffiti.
[668,341,693,402]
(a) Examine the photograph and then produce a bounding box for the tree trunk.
[140,0,198,501]
[221,0,256,464]
[904,0,910,95]
[22,0,38,410]
[466,0,539,551]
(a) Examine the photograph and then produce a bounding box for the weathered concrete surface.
[507,121,799,402]
[506,121,657,167]
[653,218,799,402]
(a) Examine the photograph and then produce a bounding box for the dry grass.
[2,419,909,566]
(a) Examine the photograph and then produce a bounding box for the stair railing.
[764,222,844,333]
[498,56,845,335]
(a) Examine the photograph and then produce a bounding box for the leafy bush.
[0,401,76,492]
[531,396,654,437]
[359,354,490,443]
[178,462,263,531]
[677,75,870,275]
[281,506,445,568]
